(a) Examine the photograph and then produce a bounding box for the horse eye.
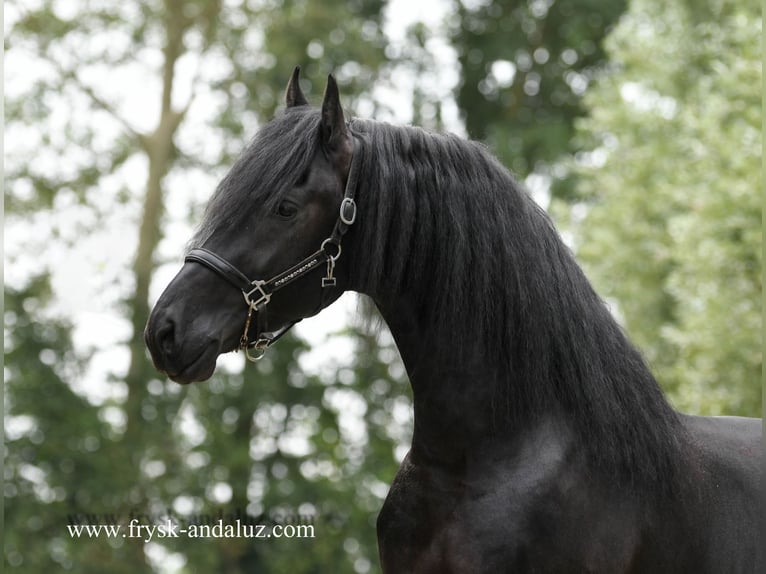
[276,200,299,219]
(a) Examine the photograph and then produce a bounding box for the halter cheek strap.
[184,133,363,362]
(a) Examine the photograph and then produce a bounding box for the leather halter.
[185,135,362,362]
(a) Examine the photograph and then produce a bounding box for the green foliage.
[5,277,152,572]
[565,0,761,415]
[207,0,389,145]
[451,0,627,195]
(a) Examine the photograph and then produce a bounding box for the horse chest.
[376,448,642,574]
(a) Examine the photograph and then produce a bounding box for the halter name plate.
[272,257,322,288]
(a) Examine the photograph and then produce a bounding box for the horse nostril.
[155,317,176,358]
[145,310,181,373]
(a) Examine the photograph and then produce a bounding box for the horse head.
[145,68,355,383]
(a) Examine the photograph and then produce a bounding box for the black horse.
[145,68,762,573]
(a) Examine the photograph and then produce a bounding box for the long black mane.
[344,116,686,495]
[199,107,686,495]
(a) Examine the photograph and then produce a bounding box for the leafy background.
[4,0,761,572]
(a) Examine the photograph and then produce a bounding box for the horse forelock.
[190,107,323,249]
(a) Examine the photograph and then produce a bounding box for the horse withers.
[145,67,763,573]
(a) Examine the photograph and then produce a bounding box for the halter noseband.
[185,135,362,362]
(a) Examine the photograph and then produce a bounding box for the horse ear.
[320,74,351,158]
[285,66,309,108]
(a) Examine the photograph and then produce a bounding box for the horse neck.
[373,295,542,468]
[372,259,683,487]
[348,123,685,487]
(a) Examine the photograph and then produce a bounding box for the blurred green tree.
[4,0,408,572]
[5,278,151,572]
[450,0,627,197]
[561,0,761,415]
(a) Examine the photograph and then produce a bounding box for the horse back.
[676,414,763,573]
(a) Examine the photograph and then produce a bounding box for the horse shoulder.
[376,419,644,573]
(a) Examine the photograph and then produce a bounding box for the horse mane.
[344,117,687,496]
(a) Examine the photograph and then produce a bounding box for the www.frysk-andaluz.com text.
[67,519,315,542]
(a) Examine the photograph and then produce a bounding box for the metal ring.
[321,238,342,261]
[340,197,357,225]
[244,345,267,362]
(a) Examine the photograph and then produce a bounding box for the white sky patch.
[385,0,448,42]
[145,542,187,574]
[620,81,677,119]
[295,292,360,377]
[323,386,369,464]
[378,0,463,133]
[524,173,552,210]
[175,403,207,448]
[207,481,233,504]
[491,59,517,88]
[4,415,38,441]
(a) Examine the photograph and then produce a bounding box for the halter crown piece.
[185,133,363,362]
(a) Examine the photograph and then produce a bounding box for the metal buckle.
[322,263,337,287]
[252,337,273,350]
[243,280,270,308]
[321,249,337,287]
[340,197,356,225]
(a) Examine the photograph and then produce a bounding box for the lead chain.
[239,302,256,350]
